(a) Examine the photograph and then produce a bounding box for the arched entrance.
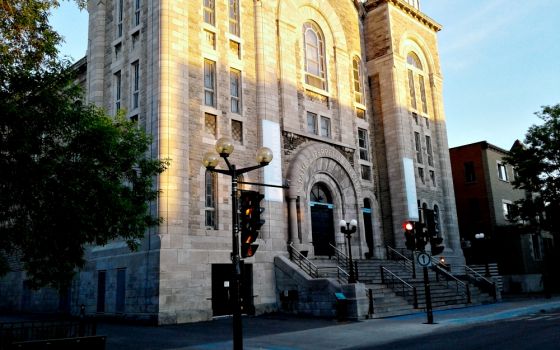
[310,183,335,256]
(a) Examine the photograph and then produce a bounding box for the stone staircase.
[307,256,497,318]
[356,259,497,311]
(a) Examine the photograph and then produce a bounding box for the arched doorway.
[310,183,335,256]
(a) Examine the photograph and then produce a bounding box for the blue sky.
[52,0,560,150]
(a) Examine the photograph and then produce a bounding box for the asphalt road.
[355,311,560,350]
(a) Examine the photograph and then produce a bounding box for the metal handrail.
[386,246,416,278]
[431,264,471,304]
[465,265,497,301]
[380,266,418,308]
[288,242,319,278]
[329,243,349,271]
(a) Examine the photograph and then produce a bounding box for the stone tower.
[364,0,465,267]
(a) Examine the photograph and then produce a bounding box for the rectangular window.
[96,270,106,313]
[203,0,215,26]
[114,71,122,112]
[232,120,243,143]
[205,171,216,229]
[320,116,331,138]
[414,132,422,163]
[408,69,417,110]
[503,201,514,220]
[132,32,140,49]
[424,116,430,129]
[229,40,241,59]
[205,30,216,49]
[116,268,126,313]
[498,162,508,181]
[418,167,425,184]
[464,161,476,182]
[117,0,123,37]
[132,61,140,109]
[230,69,241,114]
[134,0,141,26]
[419,75,428,114]
[412,112,418,125]
[356,108,365,119]
[115,43,122,60]
[425,135,433,166]
[429,170,435,186]
[361,165,372,181]
[229,0,240,36]
[358,128,369,161]
[204,113,217,136]
[204,59,216,107]
[307,112,317,134]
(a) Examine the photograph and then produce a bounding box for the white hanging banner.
[262,120,283,202]
[403,157,419,220]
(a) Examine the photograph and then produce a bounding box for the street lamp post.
[340,219,358,283]
[475,233,491,277]
[202,137,273,350]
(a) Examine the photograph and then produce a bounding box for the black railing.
[380,266,418,308]
[288,242,319,278]
[465,265,497,301]
[385,246,416,279]
[0,318,97,350]
[431,264,471,304]
[329,243,349,273]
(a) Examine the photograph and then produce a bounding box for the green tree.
[504,104,560,234]
[1,0,167,289]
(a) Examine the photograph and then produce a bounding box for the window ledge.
[303,83,330,97]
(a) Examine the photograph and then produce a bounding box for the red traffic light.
[403,221,414,231]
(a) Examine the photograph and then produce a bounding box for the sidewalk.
[3,296,560,350]
[100,296,560,350]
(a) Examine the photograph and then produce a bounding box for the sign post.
[417,252,434,324]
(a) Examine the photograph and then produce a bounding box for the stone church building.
[1,0,465,323]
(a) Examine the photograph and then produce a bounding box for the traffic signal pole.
[229,163,243,350]
[423,266,434,324]
[204,141,273,350]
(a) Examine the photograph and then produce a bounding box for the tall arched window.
[406,52,428,114]
[352,56,364,104]
[303,22,327,90]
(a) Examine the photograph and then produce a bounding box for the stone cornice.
[364,0,442,32]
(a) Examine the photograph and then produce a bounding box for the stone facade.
[0,0,464,323]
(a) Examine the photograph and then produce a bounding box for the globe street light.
[475,233,490,277]
[202,138,272,350]
[340,219,358,283]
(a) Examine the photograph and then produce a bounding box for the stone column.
[288,196,300,244]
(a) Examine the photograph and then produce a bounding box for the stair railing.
[465,265,497,301]
[431,264,471,304]
[329,243,349,272]
[380,266,419,308]
[288,242,319,278]
[385,246,416,279]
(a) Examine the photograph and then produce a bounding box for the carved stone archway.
[286,142,366,257]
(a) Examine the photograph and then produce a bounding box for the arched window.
[303,22,327,90]
[352,56,364,104]
[406,52,428,114]
[310,183,332,204]
[205,170,217,229]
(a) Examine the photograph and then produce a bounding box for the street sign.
[417,252,432,267]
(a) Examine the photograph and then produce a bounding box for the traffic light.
[415,222,428,251]
[403,221,415,251]
[430,236,445,256]
[239,190,265,258]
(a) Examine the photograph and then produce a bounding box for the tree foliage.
[504,104,560,233]
[1,0,167,289]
